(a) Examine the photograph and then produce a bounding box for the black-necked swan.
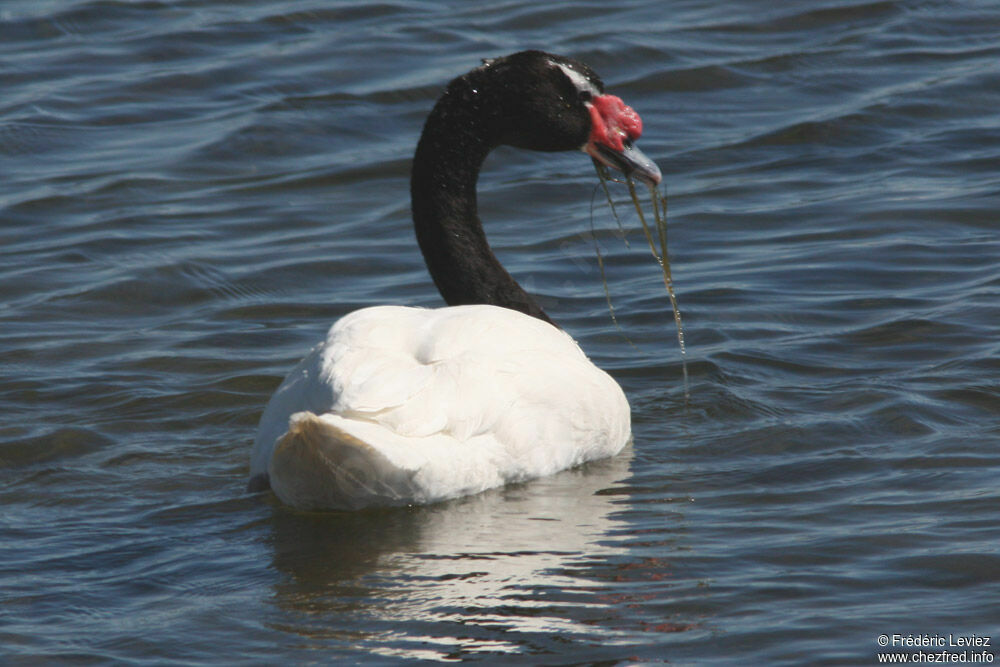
[249,50,662,510]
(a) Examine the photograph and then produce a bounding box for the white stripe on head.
[550,60,600,97]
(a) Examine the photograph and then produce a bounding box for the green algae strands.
[593,162,689,399]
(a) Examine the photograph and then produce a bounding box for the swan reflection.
[268,447,633,657]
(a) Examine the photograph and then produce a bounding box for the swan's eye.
[579,90,593,103]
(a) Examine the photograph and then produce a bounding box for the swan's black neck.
[410,70,554,325]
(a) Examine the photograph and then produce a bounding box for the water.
[2,0,998,663]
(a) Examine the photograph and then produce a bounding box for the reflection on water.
[268,449,645,658]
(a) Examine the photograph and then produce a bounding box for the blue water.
[2,1,999,664]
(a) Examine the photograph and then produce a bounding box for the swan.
[248,50,662,510]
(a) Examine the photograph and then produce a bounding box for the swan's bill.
[586,140,661,187]
[582,94,661,186]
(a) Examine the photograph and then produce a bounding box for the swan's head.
[470,50,661,187]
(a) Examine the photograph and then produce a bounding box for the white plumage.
[248,51,661,509]
[250,304,630,509]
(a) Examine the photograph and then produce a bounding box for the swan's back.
[250,305,630,509]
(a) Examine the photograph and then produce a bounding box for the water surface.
[2,0,999,664]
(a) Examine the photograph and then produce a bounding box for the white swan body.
[250,304,630,509]
[248,51,661,509]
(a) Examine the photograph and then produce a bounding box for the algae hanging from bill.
[593,161,689,400]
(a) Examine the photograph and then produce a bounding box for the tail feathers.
[268,412,420,510]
